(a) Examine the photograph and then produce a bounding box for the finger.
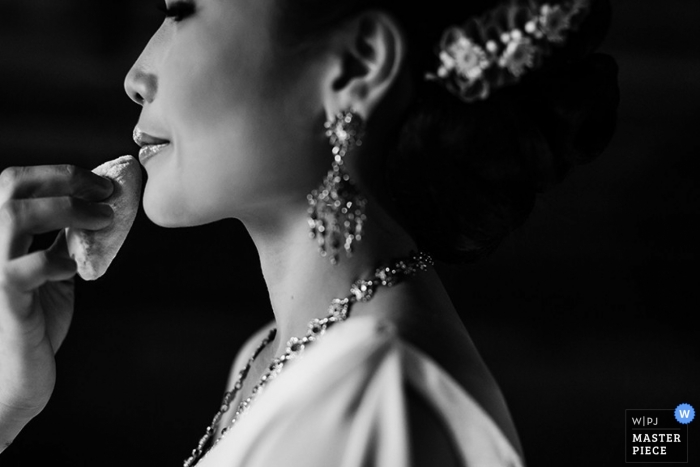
[48,229,70,260]
[2,250,77,292]
[0,198,114,234]
[0,165,114,203]
[0,198,113,260]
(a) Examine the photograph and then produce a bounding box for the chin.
[142,184,191,228]
[142,184,223,228]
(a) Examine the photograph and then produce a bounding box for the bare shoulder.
[241,320,276,354]
[224,320,276,389]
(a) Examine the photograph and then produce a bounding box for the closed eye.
[156,1,195,23]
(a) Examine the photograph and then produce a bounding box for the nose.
[124,65,158,106]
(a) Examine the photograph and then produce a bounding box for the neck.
[241,195,418,356]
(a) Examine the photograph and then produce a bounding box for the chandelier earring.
[307,109,368,265]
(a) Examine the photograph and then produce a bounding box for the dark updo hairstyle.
[277,0,620,263]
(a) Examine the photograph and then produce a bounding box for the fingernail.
[99,176,115,195]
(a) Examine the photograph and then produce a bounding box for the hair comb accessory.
[426,0,591,103]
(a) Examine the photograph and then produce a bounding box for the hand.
[0,164,114,450]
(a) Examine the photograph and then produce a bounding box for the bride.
[0,0,618,465]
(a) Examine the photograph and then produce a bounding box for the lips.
[133,127,171,163]
[138,143,170,162]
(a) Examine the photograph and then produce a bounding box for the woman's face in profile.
[125,0,328,228]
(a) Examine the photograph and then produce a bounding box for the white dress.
[197,315,524,467]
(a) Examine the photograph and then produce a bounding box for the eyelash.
[157,1,195,22]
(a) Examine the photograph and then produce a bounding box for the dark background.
[1,1,698,466]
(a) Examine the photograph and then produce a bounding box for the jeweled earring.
[307,110,367,265]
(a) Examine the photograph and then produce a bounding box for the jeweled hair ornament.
[426,0,591,103]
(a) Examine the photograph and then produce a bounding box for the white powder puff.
[66,155,142,280]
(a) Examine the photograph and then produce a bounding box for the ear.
[323,11,406,121]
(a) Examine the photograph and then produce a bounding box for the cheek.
[145,28,328,225]
[148,40,266,213]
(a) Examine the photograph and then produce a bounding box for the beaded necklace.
[183,251,434,467]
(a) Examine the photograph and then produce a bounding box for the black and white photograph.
[0,1,698,466]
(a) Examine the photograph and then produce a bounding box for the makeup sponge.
[66,155,142,280]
